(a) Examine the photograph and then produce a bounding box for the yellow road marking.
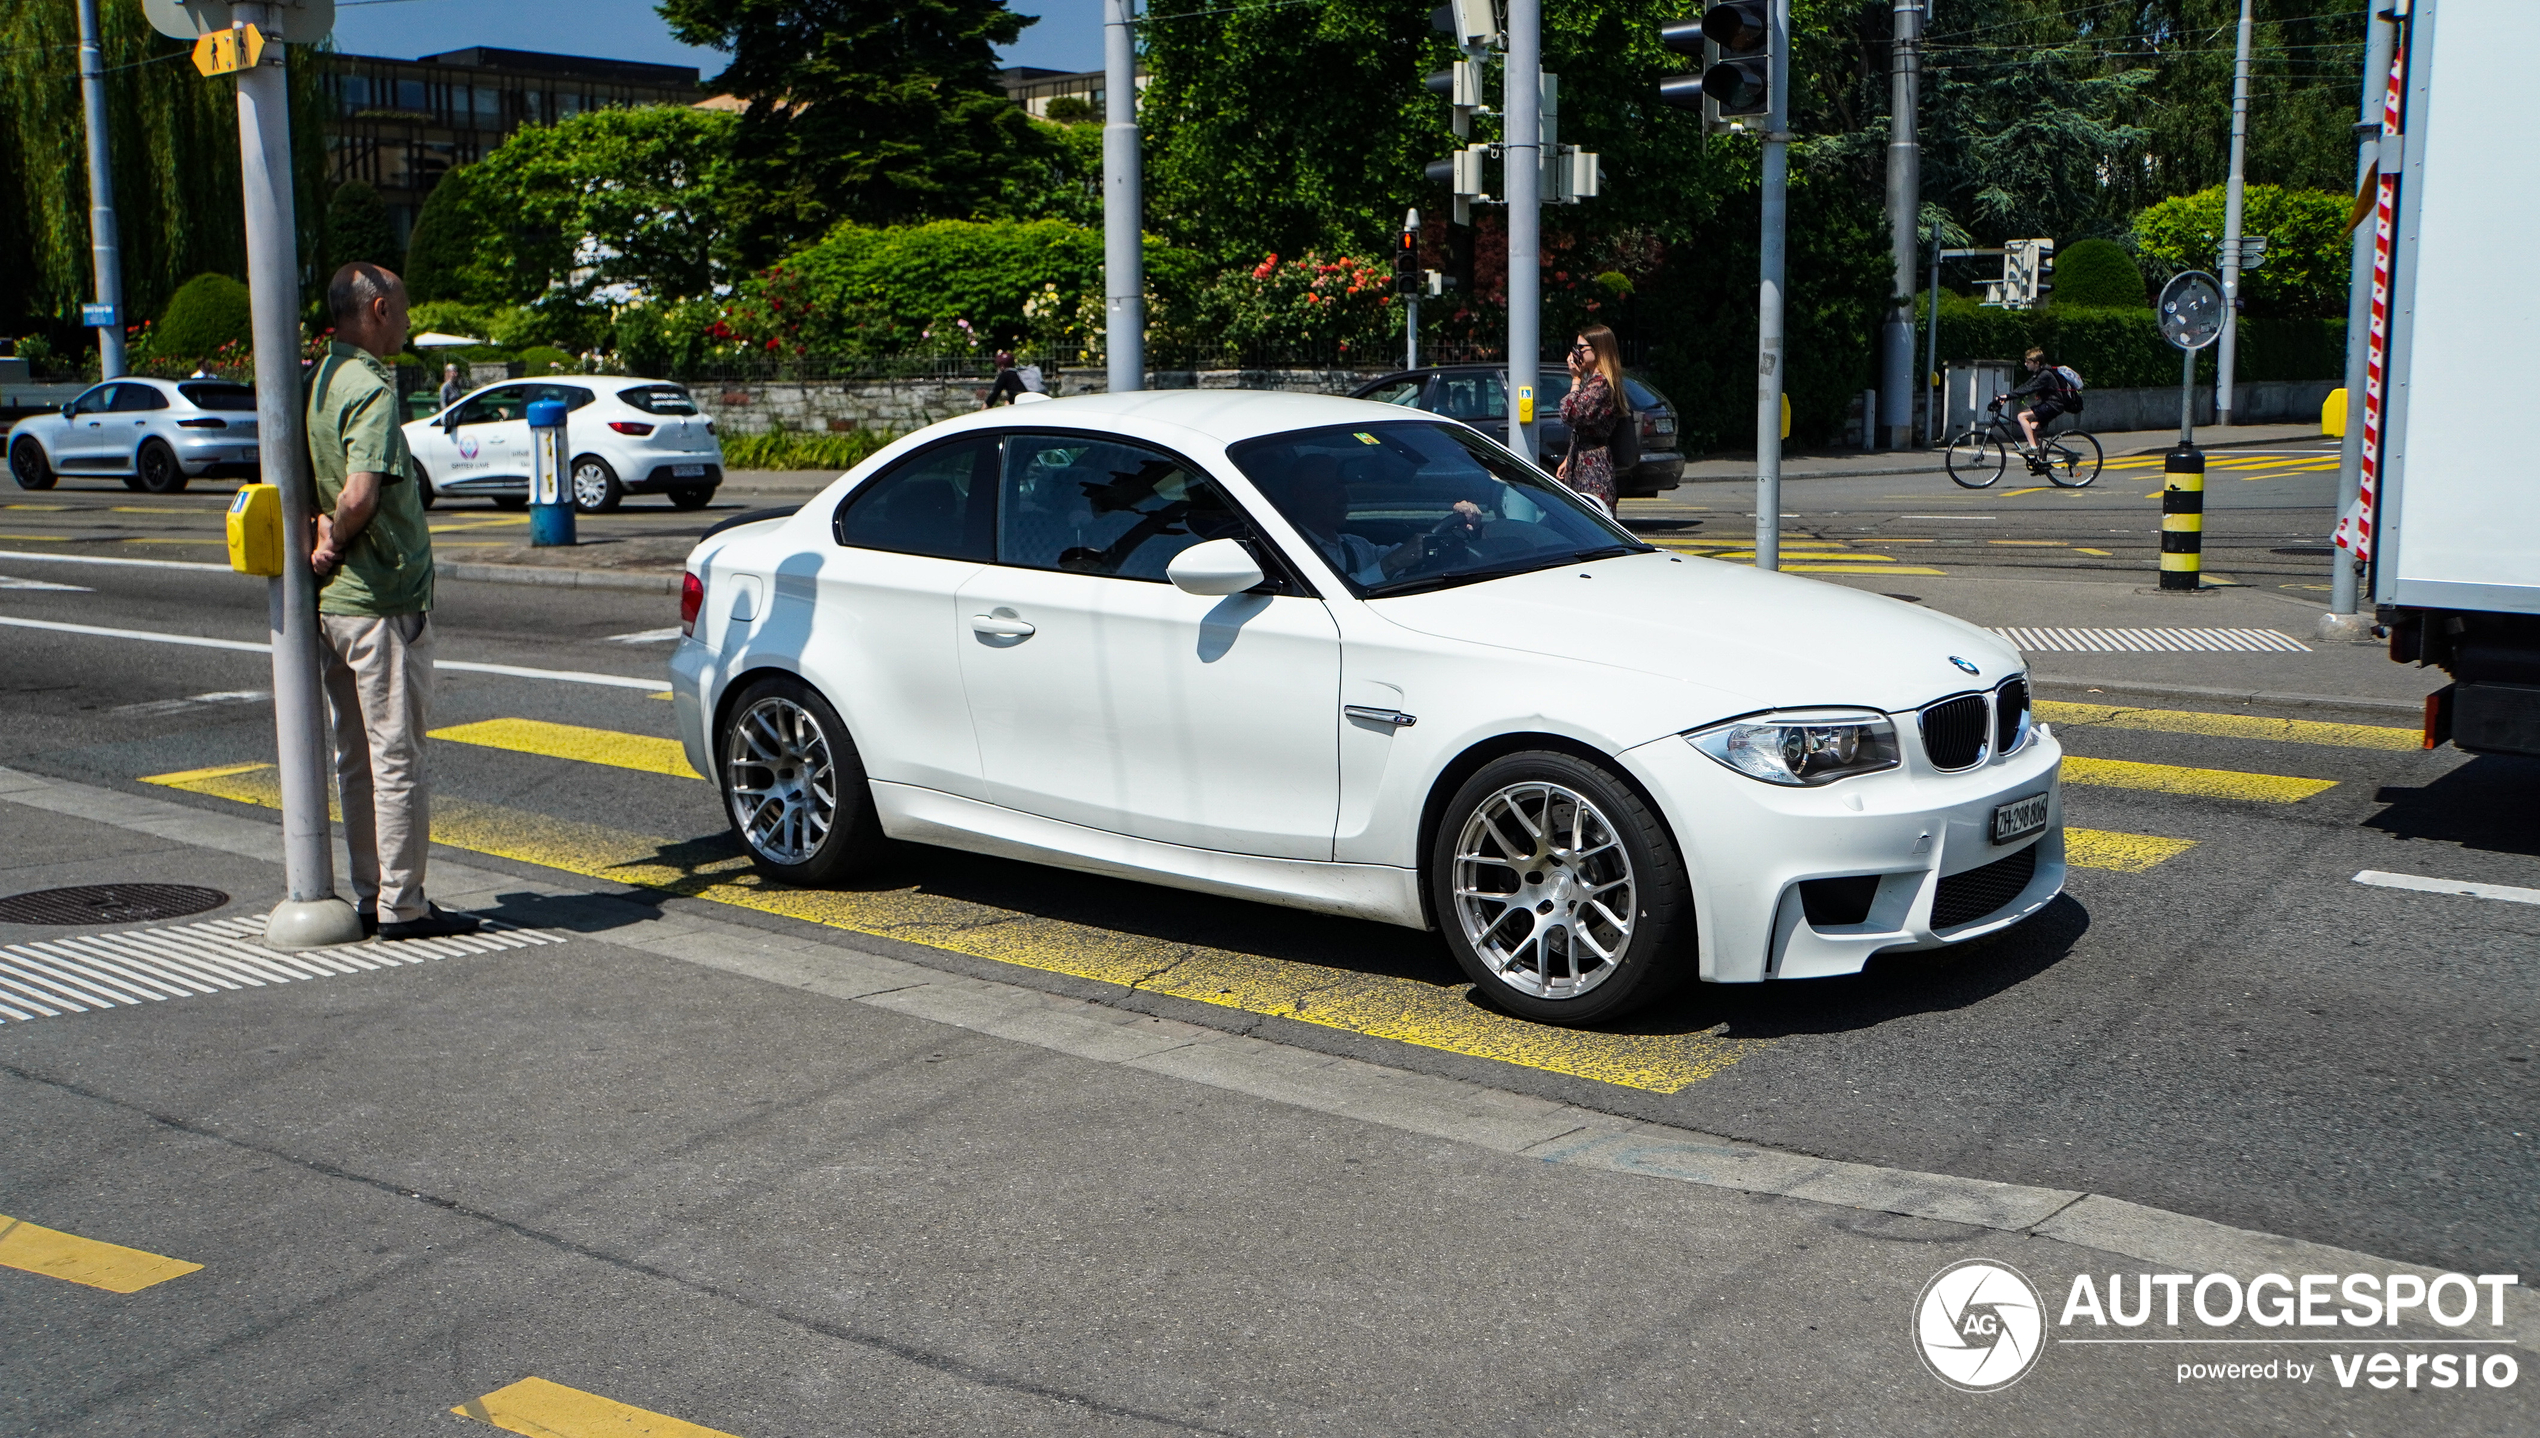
[430,718,701,779]
[1988,539,2064,546]
[0,534,70,541]
[2003,487,2050,497]
[649,690,674,701]
[1719,552,1895,562]
[1782,565,1948,575]
[144,765,1761,1093]
[110,506,200,514]
[4,504,71,510]
[0,1215,202,1293]
[2062,756,2336,803]
[455,1377,738,1438]
[2040,701,2419,751]
[122,537,225,544]
[2074,547,2112,556]
[2063,828,2198,873]
[429,516,534,533]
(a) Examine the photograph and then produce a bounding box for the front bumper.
[1619,723,2066,983]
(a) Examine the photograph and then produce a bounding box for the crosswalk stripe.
[2062,756,2337,803]
[2037,701,2419,751]
[1993,626,2310,653]
[2063,828,2198,873]
[432,717,701,779]
[0,911,565,1026]
[456,1377,740,1438]
[0,1215,202,1293]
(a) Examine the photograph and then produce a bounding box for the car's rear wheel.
[414,462,437,509]
[570,454,623,513]
[668,484,716,510]
[718,675,889,885]
[134,439,187,494]
[8,435,55,490]
[1430,751,1694,1025]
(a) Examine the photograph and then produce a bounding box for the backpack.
[1017,364,1047,394]
[1607,398,1642,471]
[2053,364,2086,409]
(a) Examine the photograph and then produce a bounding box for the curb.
[2032,674,2426,717]
[434,561,679,594]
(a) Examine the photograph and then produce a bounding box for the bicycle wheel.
[1945,429,2006,489]
[2044,430,2103,487]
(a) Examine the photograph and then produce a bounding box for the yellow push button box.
[1516,384,1535,425]
[227,483,284,576]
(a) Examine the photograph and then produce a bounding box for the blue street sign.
[81,303,118,328]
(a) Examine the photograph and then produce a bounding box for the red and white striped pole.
[2335,32,2408,573]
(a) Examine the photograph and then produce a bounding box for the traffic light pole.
[1880,0,1919,451]
[1504,0,1540,464]
[235,5,360,949]
[2327,5,2399,622]
[1103,0,1143,394]
[75,0,126,379]
[1752,0,1789,573]
[2214,0,2254,427]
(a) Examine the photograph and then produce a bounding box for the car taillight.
[610,421,655,436]
[704,419,717,435]
[680,571,704,637]
[176,417,227,429]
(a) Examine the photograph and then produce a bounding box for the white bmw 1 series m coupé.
[669,390,2064,1025]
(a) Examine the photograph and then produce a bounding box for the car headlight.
[1686,711,1902,787]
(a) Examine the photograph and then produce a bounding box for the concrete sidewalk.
[0,768,2528,1435]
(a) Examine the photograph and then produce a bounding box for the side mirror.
[61,402,77,419]
[1166,537,1265,597]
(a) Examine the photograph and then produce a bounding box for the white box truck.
[2371,0,2540,755]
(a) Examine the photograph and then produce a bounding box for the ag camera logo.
[1916,1259,2046,1392]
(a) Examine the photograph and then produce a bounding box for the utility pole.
[1881,0,1920,451]
[75,0,127,378]
[1102,0,1143,394]
[2214,0,2254,427]
[1504,0,1541,463]
[1754,0,1790,572]
[1400,209,1421,371]
[2326,3,2400,624]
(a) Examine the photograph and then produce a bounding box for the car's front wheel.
[8,435,55,490]
[717,675,888,885]
[1430,751,1694,1025]
[134,439,188,494]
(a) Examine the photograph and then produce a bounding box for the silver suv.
[7,376,261,494]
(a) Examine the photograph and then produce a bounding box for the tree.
[323,180,400,275]
[2132,183,2349,316]
[403,167,495,305]
[154,273,253,357]
[657,0,1045,264]
[469,106,741,305]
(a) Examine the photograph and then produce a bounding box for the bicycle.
[1944,397,2104,490]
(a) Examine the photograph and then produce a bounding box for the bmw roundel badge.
[1949,656,1980,675]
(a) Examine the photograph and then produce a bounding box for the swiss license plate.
[673,463,706,477]
[1991,792,2050,845]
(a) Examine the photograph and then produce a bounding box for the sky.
[329,0,1107,79]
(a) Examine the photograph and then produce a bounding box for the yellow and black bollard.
[2160,444,2204,590]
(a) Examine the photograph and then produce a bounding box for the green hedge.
[1926,296,2343,386]
[717,426,898,472]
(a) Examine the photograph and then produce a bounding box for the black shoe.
[378,906,482,941]
[358,910,379,939]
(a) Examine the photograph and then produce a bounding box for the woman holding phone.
[1557,323,1626,514]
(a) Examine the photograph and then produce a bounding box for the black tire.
[1428,750,1695,1026]
[491,495,529,511]
[570,454,623,513]
[133,439,188,494]
[1945,429,2005,489]
[2044,429,2103,488]
[8,435,55,490]
[668,484,716,511]
[717,674,889,885]
[415,462,438,509]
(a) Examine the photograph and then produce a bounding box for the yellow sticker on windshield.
[1353,431,1381,444]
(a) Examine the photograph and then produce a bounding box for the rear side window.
[526,383,596,411]
[1621,377,1663,410]
[1434,372,1504,420]
[178,382,256,411]
[617,384,698,416]
[833,437,997,562]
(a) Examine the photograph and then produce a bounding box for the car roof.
[926,388,1454,447]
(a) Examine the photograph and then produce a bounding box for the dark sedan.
[1346,364,1685,497]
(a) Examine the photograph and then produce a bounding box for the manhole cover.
[0,884,229,926]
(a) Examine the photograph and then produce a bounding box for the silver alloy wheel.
[1451,781,1637,1000]
[571,459,613,509]
[725,695,837,865]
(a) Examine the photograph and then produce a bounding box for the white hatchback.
[669,391,2065,1025]
[404,377,723,512]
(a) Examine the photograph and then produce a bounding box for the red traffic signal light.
[1396,228,1422,296]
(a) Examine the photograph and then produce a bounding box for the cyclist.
[1998,347,2078,472]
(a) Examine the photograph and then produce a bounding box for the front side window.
[1433,372,1505,421]
[1228,421,1646,597]
[833,436,997,562]
[453,386,528,426]
[996,433,1259,583]
[67,385,113,416]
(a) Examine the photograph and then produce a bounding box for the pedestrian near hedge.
[1557,323,1625,514]
[307,261,480,941]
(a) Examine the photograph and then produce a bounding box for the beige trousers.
[319,612,435,922]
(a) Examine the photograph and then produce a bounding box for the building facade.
[997,66,1147,120]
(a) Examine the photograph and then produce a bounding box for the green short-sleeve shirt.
[307,341,434,616]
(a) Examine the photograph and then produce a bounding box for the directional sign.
[143,0,333,44]
[2215,235,2271,271]
[191,23,264,76]
[2157,271,2226,352]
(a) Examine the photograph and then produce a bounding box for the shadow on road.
[2364,753,2540,857]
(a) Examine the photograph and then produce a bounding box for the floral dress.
[1559,372,1620,513]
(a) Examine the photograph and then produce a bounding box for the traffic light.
[1429,0,1497,48]
[1701,0,1772,118]
[1397,215,1423,297]
[1656,17,1707,112]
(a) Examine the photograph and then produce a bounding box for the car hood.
[1365,550,2023,719]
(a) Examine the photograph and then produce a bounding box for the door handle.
[971,614,1036,638]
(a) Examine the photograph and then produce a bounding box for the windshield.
[1227,421,1648,598]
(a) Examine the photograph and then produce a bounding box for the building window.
[396,78,425,111]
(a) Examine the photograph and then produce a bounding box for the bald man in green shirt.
[307,262,478,941]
